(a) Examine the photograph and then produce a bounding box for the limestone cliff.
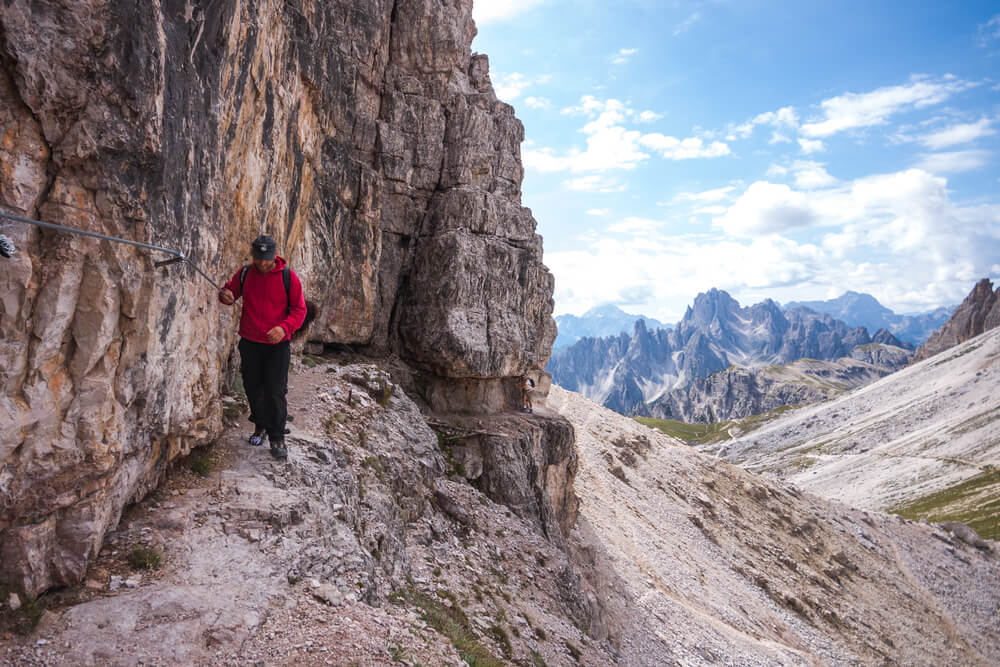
[0,0,557,598]
[912,278,1000,362]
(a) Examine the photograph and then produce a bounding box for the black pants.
[239,338,290,442]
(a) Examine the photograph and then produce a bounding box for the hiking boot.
[270,439,288,460]
[248,427,267,447]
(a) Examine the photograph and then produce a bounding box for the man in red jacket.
[219,235,307,460]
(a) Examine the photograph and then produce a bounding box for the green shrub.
[190,457,212,477]
[128,546,162,570]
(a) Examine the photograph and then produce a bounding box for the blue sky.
[471,1,1000,322]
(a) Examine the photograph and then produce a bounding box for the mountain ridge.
[554,304,668,349]
[548,288,901,415]
[784,290,953,345]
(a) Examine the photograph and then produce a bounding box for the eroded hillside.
[714,326,1000,537]
[3,360,996,666]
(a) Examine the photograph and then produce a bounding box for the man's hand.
[267,325,286,343]
[219,288,235,305]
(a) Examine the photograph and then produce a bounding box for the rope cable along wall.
[0,209,222,290]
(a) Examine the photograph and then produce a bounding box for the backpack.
[240,264,316,334]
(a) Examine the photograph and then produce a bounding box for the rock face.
[641,344,912,423]
[912,278,1000,363]
[548,288,882,415]
[0,0,557,597]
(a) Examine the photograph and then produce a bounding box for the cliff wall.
[0,0,557,597]
[911,278,1000,363]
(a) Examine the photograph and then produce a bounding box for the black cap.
[251,234,276,260]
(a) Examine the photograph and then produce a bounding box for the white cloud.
[673,186,736,203]
[524,96,551,109]
[674,12,701,36]
[715,182,815,236]
[792,161,837,190]
[639,134,730,159]
[919,118,995,149]
[728,106,799,140]
[563,175,627,192]
[607,217,664,235]
[492,72,551,103]
[800,75,975,138]
[611,47,639,65]
[473,0,546,25]
[766,164,789,177]
[915,150,992,174]
[770,132,792,144]
[527,96,729,172]
[586,208,610,216]
[549,168,1000,320]
[977,15,1000,46]
[798,137,824,154]
[561,95,608,116]
[493,73,530,101]
[637,111,664,123]
[756,107,799,128]
[522,147,577,172]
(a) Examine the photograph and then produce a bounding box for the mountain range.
[784,291,953,345]
[638,342,912,423]
[553,304,668,349]
[548,288,911,415]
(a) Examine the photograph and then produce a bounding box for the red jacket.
[220,256,307,343]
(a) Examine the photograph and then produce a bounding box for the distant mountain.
[783,291,953,345]
[912,278,1000,363]
[638,342,912,423]
[553,305,668,349]
[548,288,882,415]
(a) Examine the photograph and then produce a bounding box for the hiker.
[218,235,306,460]
[520,374,535,413]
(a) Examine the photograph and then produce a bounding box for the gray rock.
[0,0,555,596]
[913,279,1000,362]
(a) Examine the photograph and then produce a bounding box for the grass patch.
[128,546,162,570]
[636,403,801,446]
[486,624,513,659]
[190,456,212,477]
[301,354,326,368]
[890,468,1000,540]
[394,587,505,667]
[636,417,734,445]
[531,649,548,667]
